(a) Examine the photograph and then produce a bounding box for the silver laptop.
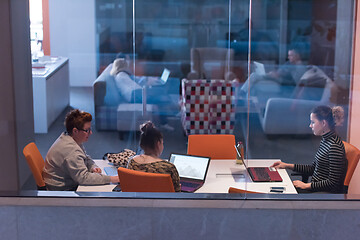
[253,61,266,75]
[137,68,170,85]
[169,153,211,192]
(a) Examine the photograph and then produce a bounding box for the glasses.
[78,127,92,133]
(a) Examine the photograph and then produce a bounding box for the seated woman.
[43,109,119,191]
[271,105,347,193]
[127,121,181,192]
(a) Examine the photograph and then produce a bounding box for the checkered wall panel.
[181,79,235,135]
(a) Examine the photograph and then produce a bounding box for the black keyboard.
[181,181,200,188]
[249,167,271,181]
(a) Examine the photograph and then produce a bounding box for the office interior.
[2,0,360,239]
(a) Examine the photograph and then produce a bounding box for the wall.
[0,0,33,191]
[349,0,360,148]
[1,197,360,240]
[49,0,96,87]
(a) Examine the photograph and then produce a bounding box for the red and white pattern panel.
[181,79,235,135]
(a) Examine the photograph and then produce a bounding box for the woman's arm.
[271,161,294,170]
[169,164,181,192]
[311,145,346,192]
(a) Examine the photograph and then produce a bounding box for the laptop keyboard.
[252,168,271,181]
[181,181,200,188]
[104,167,118,176]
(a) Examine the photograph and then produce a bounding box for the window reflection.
[31,0,355,195]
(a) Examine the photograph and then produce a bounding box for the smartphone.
[270,187,285,193]
[112,184,122,192]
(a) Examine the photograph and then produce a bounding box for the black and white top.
[294,131,347,193]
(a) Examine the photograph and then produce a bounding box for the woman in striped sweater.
[271,105,347,193]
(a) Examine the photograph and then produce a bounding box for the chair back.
[348,161,360,194]
[343,141,360,186]
[180,79,235,135]
[188,47,235,80]
[187,134,237,159]
[117,167,175,192]
[228,187,260,194]
[23,142,46,189]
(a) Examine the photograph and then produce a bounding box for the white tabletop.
[76,159,297,194]
[196,159,297,194]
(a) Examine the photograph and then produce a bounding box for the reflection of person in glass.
[110,57,174,131]
[126,121,181,192]
[43,109,119,191]
[271,106,347,193]
[240,47,307,95]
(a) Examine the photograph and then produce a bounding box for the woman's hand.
[293,180,311,190]
[91,167,102,173]
[110,176,119,183]
[271,161,294,170]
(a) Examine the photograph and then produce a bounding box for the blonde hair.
[332,106,345,127]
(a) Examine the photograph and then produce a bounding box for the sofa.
[254,65,337,135]
[93,63,180,132]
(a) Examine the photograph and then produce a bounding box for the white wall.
[49,0,96,87]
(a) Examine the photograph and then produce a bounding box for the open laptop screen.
[160,68,170,84]
[169,153,210,180]
[253,61,266,75]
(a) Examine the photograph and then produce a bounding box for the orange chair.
[343,141,360,187]
[117,167,175,192]
[187,134,237,159]
[347,161,360,194]
[228,187,261,194]
[23,142,46,190]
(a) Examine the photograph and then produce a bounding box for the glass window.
[27,0,356,197]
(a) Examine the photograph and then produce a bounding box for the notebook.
[169,153,211,192]
[253,61,266,76]
[234,146,282,182]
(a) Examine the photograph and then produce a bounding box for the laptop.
[169,153,211,192]
[137,68,171,86]
[234,146,282,182]
[253,61,266,76]
[159,68,170,84]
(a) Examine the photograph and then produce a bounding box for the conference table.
[77,159,297,194]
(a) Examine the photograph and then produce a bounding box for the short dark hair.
[65,109,92,134]
[139,121,163,152]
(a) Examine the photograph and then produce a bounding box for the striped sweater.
[294,131,347,193]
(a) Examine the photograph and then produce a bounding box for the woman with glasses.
[43,109,119,191]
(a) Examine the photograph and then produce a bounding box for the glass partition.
[26,0,357,197]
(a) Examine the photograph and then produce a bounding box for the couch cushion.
[292,65,329,101]
[298,65,328,88]
[117,104,158,131]
[114,72,142,103]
